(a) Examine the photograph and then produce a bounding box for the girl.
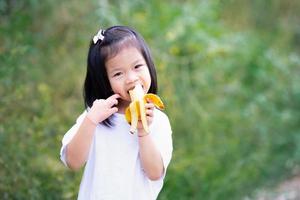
[60,26,173,200]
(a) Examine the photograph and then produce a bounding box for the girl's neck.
[117,99,130,114]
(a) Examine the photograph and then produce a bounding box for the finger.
[108,98,119,107]
[145,109,153,117]
[145,103,155,109]
[107,93,120,101]
[106,94,120,107]
[108,107,118,115]
[146,115,153,124]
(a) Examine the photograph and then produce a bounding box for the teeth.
[125,84,165,134]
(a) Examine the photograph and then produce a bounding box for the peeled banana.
[125,84,165,134]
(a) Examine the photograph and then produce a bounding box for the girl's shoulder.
[153,108,171,130]
[75,110,88,124]
[151,109,172,138]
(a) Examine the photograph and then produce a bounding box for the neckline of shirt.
[112,112,127,123]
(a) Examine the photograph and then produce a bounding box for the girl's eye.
[135,64,143,69]
[113,72,122,77]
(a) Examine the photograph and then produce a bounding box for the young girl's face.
[105,46,151,107]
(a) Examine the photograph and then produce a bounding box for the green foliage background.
[1,0,300,199]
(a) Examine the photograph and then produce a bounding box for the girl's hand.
[87,94,120,124]
[137,100,155,133]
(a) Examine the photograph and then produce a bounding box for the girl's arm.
[66,94,119,170]
[138,130,164,180]
[65,116,97,170]
[137,103,164,180]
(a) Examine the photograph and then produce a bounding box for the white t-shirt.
[60,109,173,200]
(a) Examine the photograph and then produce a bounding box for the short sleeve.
[59,111,87,167]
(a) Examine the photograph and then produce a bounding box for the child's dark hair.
[83,25,157,126]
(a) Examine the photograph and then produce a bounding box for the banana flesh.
[125,84,165,134]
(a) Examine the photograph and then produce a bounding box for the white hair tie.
[93,29,105,44]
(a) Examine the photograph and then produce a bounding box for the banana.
[125,84,165,134]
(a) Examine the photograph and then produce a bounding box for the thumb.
[108,106,118,116]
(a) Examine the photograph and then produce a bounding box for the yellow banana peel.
[125,84,165,134]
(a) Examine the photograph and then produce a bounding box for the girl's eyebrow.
[132,59,145,65]
[107,65,122,72]
[107,67,121,76]
[108,58,145,73]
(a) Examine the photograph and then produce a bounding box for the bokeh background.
[1,0,300,199]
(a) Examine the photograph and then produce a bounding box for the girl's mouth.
[127,84,144,94]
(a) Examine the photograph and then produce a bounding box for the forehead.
[105,46,145,70]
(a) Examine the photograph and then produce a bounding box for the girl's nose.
[126,71,139,84]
